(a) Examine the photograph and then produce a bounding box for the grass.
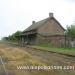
[0,43,46,67]
[32,44,75,55]
[0,43,50,75]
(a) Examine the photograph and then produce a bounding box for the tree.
[3,31,22,42]
[66,25,75,39]
[12,31,22,36]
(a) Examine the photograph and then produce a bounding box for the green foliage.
[37,43,53,48]
[4,31,22,42]
[12,31,22,36]
[66,25,75,38]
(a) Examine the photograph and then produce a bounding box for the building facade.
[18,13,66,47]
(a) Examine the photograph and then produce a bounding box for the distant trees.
[2,31,22,42]
[2,37,9,41]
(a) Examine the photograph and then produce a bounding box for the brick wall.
[38,18,64,35]
[36,34,65,47]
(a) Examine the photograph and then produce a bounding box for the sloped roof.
[23,17,65,32]
[23,18,49,32]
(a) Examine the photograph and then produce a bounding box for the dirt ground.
[0,42,75,75]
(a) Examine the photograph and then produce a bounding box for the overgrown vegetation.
[2,31,22,42]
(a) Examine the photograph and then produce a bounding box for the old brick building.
[18,13,65,47]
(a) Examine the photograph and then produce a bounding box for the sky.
[0,0,75,39]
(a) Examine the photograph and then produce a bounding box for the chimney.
[32,21,35,24]
[49,13,53,18]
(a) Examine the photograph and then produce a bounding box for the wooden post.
[22,37,24,46]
